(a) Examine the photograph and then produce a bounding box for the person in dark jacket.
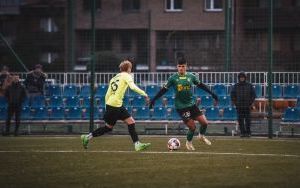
[24,64,46,104]
[0,65,11,96]
[4,75,27,136]
[230,71,256,137]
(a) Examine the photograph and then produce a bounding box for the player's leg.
[184,119,196,151]
[81,106,115,149]
[14,104,21,136]
[122,109,151,151]
[195,114,212,145]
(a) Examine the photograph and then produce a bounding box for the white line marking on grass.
[0,150,299,158]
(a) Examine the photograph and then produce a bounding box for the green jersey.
[165,72,200,109]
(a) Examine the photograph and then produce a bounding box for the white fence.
[18,72,300,86]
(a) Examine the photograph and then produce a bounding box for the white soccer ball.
[167,138,181,151]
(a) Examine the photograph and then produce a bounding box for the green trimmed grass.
[0,136,300,188]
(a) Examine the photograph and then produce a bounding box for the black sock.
[92,126,112,137]
[128,124,139,143]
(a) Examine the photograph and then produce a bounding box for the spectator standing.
[230,72,256,137]
[24,64,46,102]
[0,65,12,96]
[4,75,27,136]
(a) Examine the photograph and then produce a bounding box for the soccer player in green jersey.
[81,60,151,151]
[150,57,218,150]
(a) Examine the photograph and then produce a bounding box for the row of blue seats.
[0,95,233,108]
[0,106,238,121]
[45,84,300,98]
[282,107,300,122]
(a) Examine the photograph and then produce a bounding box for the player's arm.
[125,75,149,104]
[149,86,168,109]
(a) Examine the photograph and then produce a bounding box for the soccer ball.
[167,138,181,151]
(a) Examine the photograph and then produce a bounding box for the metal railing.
[17,72,300,86]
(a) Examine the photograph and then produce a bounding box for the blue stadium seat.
[31,107,49,120]
[49,107,65,120]
[63,84,79,97]
[21,107,31,120]
[0,96,7,108]
[218,96,231,108]
[48,96,64,108]
[66,107,82,120]
[65,96,80,107]
[30,95,45,108]
[194,87,210,97]
[267,84,282,98]
[200,96,213,108]
[99,107,105,119]
[165,96,175,107]
[282,107,300,122]
[95,85,108,97]
[151,107,166,120]
[46,84,62,96]
[296,97,300,108]
[123,97,131,107]
[80,85,91,97]
[212,84,227,96]
[82,97,98,108]
[205,107,220,121]
[0,107,7,120]
[222,107,237,121]
[84,107,99,120]
[22,97,30,108]
[134,107,150,120]
[146,85,160,97]
[253,84,263,98]
[132,96,147,107]
[97,97,105,107]
[283,85,299,99]
[168,108,181,121]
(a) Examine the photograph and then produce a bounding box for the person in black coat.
[230,72,256,137]
[4,75,27,136]
[0,65,11,96]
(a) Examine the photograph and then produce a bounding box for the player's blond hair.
[119,60,132,72]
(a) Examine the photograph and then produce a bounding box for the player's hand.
[212,94,218,103]
[144,96,150,106]
[149,100,155,109]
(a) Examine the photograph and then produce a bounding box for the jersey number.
[111,80,119,92]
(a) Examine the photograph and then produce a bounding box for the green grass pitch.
[0,136,300,188]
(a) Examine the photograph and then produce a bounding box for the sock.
[87,133,93,140]
[200,124,207,135]
[92,126,112,137]
[187,129,195,142]
[128,124,139,143]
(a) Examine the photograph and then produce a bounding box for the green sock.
[187,129,195,141]
[200,125,207,135]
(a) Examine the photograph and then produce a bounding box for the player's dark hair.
[177,57,187,65]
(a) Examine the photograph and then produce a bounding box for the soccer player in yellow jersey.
[81,60,151,151]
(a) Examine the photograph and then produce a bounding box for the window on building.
[165,0,183,12]
[40,52,59,64]
[122,0,140,12]
[40,18,58,32]
[204,0,222,11]
[259,0,281,8]
[0,0,22,7]
[121,33,132,52]
[83,0,101,11]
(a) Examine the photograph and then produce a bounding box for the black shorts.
[103,105,131,126]
[176,105,203,122]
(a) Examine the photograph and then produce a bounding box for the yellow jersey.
[105,72,147,107]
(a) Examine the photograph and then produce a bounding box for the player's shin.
[92,126,112,137]
[199,124,208,136]
[128,123,139,143]
[187,129,195,141]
